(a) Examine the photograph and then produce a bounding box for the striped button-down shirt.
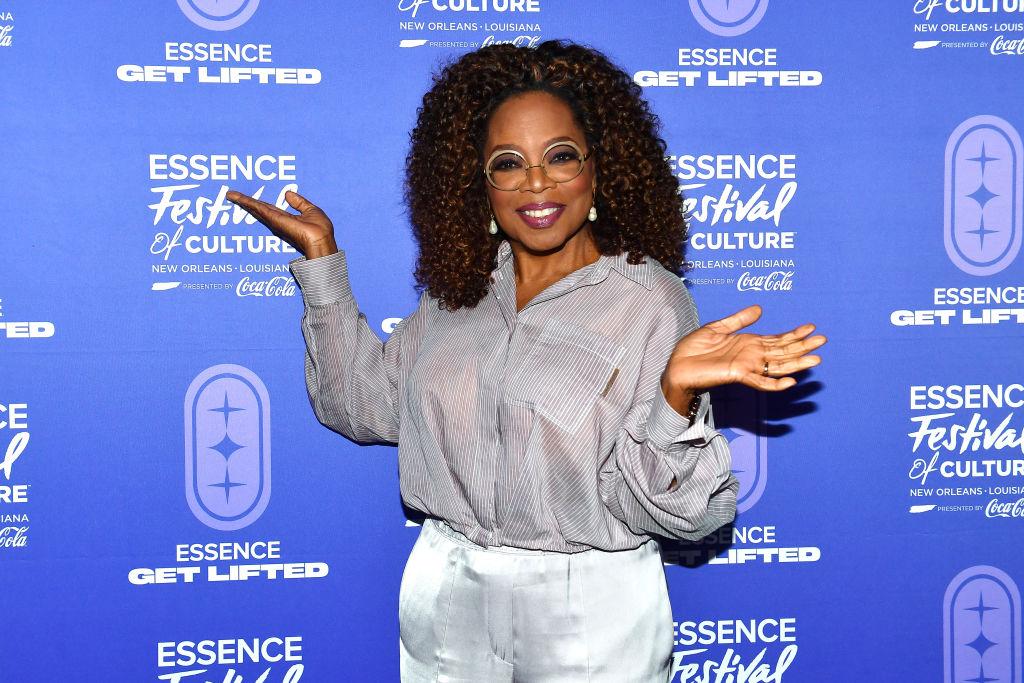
[289,239,738,552]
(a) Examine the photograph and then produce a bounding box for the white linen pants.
[399,518,674,682]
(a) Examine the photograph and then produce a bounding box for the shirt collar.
[495,239,654,291]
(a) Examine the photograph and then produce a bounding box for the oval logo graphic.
[945,115,1023,276]
[689,0,769,37]
[714,388,768,513]
[177,0,261,31]
[184,364,270,531]
[943,565,1022,683]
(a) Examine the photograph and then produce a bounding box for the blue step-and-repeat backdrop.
[2,1,1023,680]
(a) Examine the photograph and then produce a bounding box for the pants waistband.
[424,517,657,557]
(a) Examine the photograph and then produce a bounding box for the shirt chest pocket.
[504,319,627,434]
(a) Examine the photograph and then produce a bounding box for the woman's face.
[483,90,596,254]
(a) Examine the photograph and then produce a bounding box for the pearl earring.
[489,217,499,234]
[588,206,597,222]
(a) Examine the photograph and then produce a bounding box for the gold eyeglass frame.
[483,140,593,191]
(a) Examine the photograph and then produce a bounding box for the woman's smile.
[516,201,565,229]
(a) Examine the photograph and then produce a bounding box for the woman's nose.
[521,164,556,192]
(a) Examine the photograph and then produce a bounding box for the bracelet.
[684,392,702,423]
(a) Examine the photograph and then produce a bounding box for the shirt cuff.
[646,385,711,450]
[288,251,354,306]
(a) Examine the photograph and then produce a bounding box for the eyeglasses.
[484,140,593,192]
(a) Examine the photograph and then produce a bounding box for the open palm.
[665,304,826,394]
[226,189,337,259]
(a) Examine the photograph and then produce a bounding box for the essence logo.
[688,0,769,37]
[715,389,768,513]
[945,115,1023,276]
[943,565,1022,683]
[184,364,271,531]
[176,0,261,31]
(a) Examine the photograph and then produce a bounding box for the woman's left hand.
[660,304,826,403]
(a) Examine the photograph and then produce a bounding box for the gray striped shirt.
[289,239,738,552]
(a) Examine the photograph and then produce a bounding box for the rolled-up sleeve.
[289,250,428,445]
[599,282,739,541]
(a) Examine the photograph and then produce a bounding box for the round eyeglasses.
[484,140,593,191]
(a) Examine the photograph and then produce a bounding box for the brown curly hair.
[405,40,687,310]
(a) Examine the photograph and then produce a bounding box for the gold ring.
[762,361,770,376]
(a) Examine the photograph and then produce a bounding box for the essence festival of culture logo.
[945,114,1023,277]
[905,382,1024,517]
[688,0,769,37]
[184,364,271,531]
[0,402,30,550]
[177,0,261,31]
[890,115,1023,330]
[912,0,1024,56]
[668,153,800,292]
[944,565,1022,683]
[396,0,542,51]
[146,154,300,297]
[632,1,815,290]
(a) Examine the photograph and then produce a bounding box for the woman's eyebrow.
[487,136,580,155]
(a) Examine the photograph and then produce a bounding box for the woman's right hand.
[226,189,338,259]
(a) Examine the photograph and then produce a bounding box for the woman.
[227,41,825,682]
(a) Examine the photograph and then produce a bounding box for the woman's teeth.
[521,207,559,218]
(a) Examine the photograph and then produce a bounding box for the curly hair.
[405,40,687,310]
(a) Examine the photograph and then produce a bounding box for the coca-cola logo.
[991,35,1024,56]
[985,497,1024,518]
[0,525,27,548]
[481,35,541,48]
[736,270,793,292]
[236,276,297,298]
